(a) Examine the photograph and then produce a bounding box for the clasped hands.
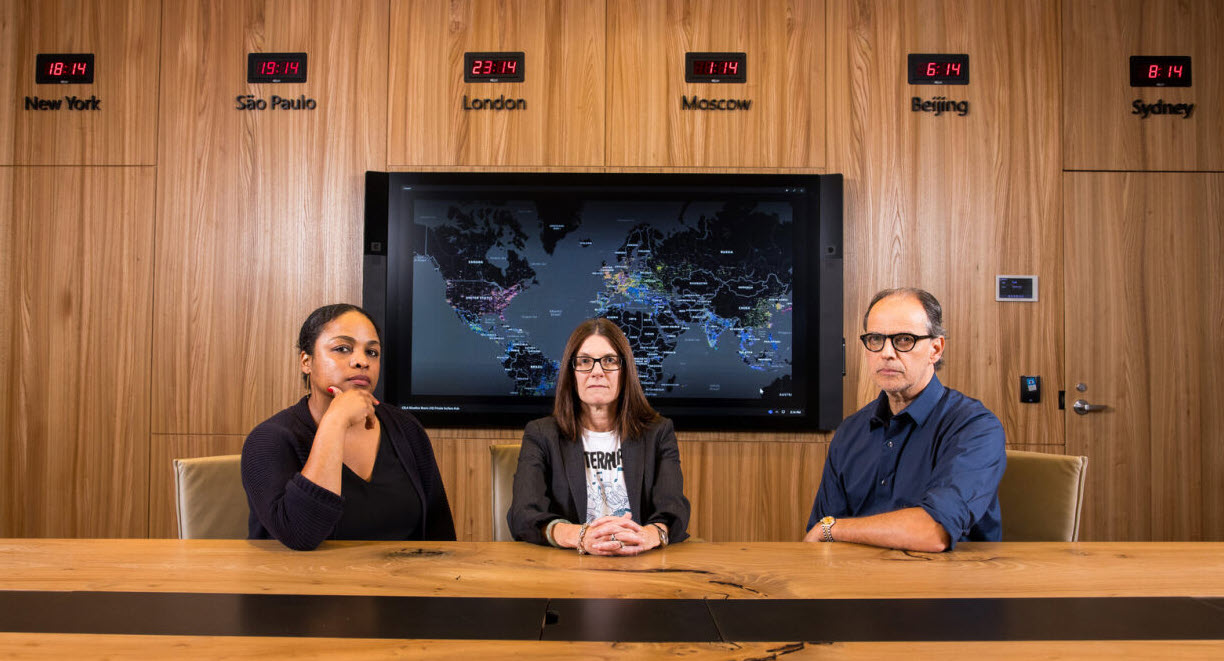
[560,513,662,556]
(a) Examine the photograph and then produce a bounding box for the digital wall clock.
[1130,56,1191,87]
[36,53,94,84]
[247,53,308,83]
[908,54,969,85]
[464,52,525,83]
[685,52,746,83]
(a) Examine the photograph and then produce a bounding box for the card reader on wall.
[1020,375,1041,403]
[996,275,1037,302]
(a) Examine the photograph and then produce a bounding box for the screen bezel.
[364,171,842,431]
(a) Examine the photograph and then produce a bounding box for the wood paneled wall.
[2,0,1223,542]
[153,0,387,437]
[1,167,156,537]
[1064,0,1223,171]
[390,0,605,167]
[143,0,388,536]
[1061,0,1224,540]
[826,0,1064,445]
[607,0,825,168]
[0,0,158,165]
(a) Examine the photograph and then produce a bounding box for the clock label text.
[463,95,526,110]
[681,96,753,111]
[23,95,101,111]
[1132,99,1194,119]
[235,95,318,111]
[911,96,969,117]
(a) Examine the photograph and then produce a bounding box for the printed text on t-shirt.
[584,450,622,470]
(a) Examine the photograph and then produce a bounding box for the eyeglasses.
[859,332,935,353]
[573,354,622,372]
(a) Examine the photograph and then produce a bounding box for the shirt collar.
[869,373,945,428]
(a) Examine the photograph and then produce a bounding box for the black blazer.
[508,416,690,545]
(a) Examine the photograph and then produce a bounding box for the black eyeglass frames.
[573,355,622,372]
[859,332,935,353]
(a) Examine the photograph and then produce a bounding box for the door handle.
[1072,399,1107,415]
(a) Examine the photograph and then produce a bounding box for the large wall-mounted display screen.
[364,172,842,431]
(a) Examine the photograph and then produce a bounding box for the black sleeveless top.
[332,430,423,540]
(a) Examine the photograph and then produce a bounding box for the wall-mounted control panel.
[996,275,1037,302]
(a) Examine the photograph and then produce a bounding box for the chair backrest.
[172,454,248,539]
[999,450,1088,541]
[489,444,522,542]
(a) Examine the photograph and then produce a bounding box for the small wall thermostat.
[996,275,1038,302]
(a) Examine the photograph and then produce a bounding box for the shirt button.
[887,441,894,448]
[880,479,887,486]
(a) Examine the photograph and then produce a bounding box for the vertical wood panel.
[0,0,159,165]
[149,435,246,538]
[0,167,155,537]
[153,0,388,436]
[1065,173,1224,541]
[389,0,605,166]
[827,0,1063,449]
[680,440,826,542]
[433,437,496,542]
[608,0,824,168]
[1063,0,1224,171]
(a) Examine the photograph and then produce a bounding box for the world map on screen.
[410,197,795,400]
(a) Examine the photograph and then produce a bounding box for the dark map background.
[410,197,795,400]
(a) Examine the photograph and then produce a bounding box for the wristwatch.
[819,515,836,542]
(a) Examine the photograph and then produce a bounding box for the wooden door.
[1064,172,1224,541]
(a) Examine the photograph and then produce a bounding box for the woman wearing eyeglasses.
[507,318,690,554]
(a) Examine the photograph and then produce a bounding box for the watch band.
[820,516,836,542]
[650,522,669,548]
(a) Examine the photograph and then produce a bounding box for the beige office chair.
[489,444,522,542]
[173,454,248,539]
[998,450,1088,541]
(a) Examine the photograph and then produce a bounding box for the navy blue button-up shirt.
[807,375,1006,548]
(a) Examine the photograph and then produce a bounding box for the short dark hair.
[553,318,659,441]
[297,304,382,389]
[863,288,946,370]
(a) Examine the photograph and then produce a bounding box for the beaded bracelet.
[576,523,591,554]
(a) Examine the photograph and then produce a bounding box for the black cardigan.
[508,416,690,545]
[241,396,456,550]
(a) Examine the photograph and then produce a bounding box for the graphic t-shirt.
[582,428,630,523]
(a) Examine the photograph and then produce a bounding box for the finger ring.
[618,540,625,549]
[610,534,618,542]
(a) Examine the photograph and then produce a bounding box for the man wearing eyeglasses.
[803,288,1006,551]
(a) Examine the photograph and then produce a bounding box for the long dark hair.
[553,318,659,441]
[297,303,382,389]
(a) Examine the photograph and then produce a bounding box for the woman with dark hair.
[508,318,690,555]
[241,304,455,550]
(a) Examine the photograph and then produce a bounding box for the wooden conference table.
[1,539,1222,659]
